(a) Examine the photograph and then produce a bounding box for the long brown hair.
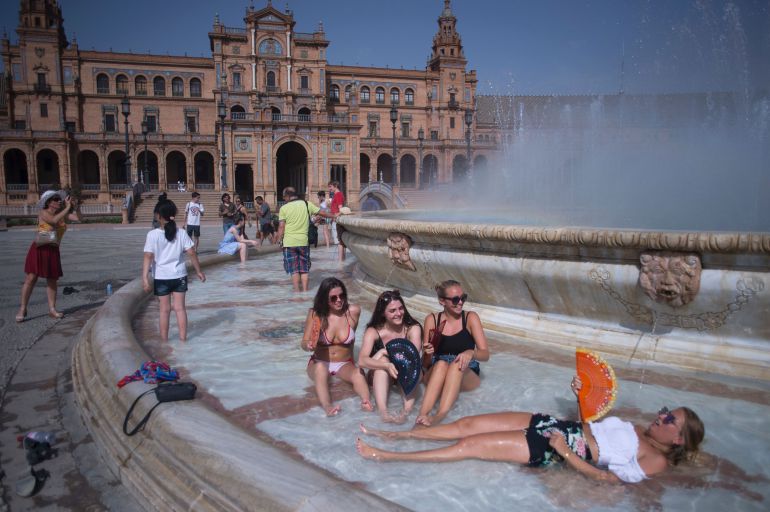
[667,407,705,466]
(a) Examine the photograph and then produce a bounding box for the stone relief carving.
[638,251,702,307]
[387,232,416,272]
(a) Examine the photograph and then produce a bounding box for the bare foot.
[356,438,386,461]
[382,410,407,424]
[414,415,432,428]
[359,423,404,440]
[360,399,374,412]
[325,405,341,416]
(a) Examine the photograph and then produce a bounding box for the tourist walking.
[17,190,82,322]
[328,181,345,261]
[219,193,236,234]
[217,214,260,264]
[275,187,334,292]
[316,191,332,249]
[357,377,705,485]
[358,290,423,423]
[301,277,372,416]
[255,196,275,245]
[142,201,206,342]
[183,191,204,252]
[416,279,490,427]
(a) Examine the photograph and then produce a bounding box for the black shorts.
[525,413,592,467]
[260,223,275,235]
[153,276,188,296]
[186,225,201,238]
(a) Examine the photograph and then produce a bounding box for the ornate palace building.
[0,0,497,209]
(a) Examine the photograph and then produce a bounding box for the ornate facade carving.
[387,232,416,271]
[638,251,702,307]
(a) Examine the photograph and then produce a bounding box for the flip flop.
[15,467,48,497]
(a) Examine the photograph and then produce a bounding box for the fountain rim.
[339,211,770,254]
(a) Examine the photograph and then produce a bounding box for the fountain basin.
[339,211,770,379]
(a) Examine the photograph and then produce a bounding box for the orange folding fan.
[576,348,617,422]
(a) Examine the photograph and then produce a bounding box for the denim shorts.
[433,354,480,376]
[186,225,200,238]
[153,276,188,296]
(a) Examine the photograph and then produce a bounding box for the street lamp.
[464,107,473,178]
[390,103,398,185]
[141,119,149,187]
[121,95,131,186]
[417,127,424,189]
[218,100,227,190]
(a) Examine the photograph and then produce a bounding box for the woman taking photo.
[357,377,705,485]
[358,290,422,423]
[301,277,372,416]
[142,201,206,342]
[17,190,81,322]
[233,194,251,239]
[416,280,490,427]
[217,214,260,264]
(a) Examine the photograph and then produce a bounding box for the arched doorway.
[359,154,371,185]
[234,164,253,202]
[474,155,488,173]
[376,154,393,184]
[4,148,29,188]
[137,150,159,188]
[452,155,469,182]
[276,141,307,198]
[36,149,60,188]
[165,151,187,186]
[108,150,128,186]
[421,154,438,188]
[77,150,100,187]
[194,152,215,187]
[399,154,416,187]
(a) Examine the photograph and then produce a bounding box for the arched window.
[266,70,276,91]
[96,73,109,94]
[360,86,370,103]
[344,85,351,103]
[375,87,385,104]
[190,78,202,97]
[153,76,166,96]
[135,76,147,96]
[116,74,128,95]
[298,107,311,122]
[172,77,184,97]
[405,88,414,105]
[271,106,281,122]
[258,38,283,55]
[390,87,400,104]
[330,84,340,103]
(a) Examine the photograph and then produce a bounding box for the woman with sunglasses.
[416,280,490,427]
[358,290,423,423]
[357,376,705,484]
[17,190,81,322]
[301,277,372,416]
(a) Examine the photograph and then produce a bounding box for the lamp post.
[218,100,227,190]
[141,119,149,187]
[390,103,398,185]
[417,127,424,189]
[464,107,473,178]
[121,95,131,186]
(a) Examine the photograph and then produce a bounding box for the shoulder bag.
[304,201,318,246]
[122,382,197,436]
[35,229,59,247]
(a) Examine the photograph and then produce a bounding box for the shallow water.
[134,249,770,511]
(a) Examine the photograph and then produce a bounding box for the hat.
[339,206,352,215]
[385,338,421,396]
[37,190,65,209]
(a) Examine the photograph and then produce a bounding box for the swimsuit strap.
[461,310,467,330]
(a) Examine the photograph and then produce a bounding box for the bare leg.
[172,291,188,341]
[158,294,172,341]
[336,364,373,411]
[338,245,346,262]
[307,361,340,416]
[300,272,309,292]
[429,364,479,425]
[238,243,248,263]
[17,273,38,321]
[371,369,391,417]
[362,411,534,441]
[356,430,531,464]
[46,278,62,317]
[290,273,301,292]
[415,361,449,426]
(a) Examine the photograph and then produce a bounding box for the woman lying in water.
[357,376,705,484]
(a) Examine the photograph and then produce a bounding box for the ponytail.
[157,201,178,242]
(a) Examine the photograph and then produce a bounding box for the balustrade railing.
[7,183,29,191]
[196,183,215,190]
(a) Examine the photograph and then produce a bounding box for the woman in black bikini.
[416,280,490,427]
[301,277,372,416]
[358,290,423,423]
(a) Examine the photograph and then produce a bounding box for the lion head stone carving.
[639,251,702,307]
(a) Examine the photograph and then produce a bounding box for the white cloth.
[143,228,194,279]
[590,417,647,483]
[185,201,204,226]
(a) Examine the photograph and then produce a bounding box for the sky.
[1,0,768,95]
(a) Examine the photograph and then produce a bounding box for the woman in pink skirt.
[17,190,81,322]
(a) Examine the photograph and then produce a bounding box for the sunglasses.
[50,197,62,202]
[379,290,402,303]
[328,293,346,303]
[658,406,677,425]
[442,293,468,306]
